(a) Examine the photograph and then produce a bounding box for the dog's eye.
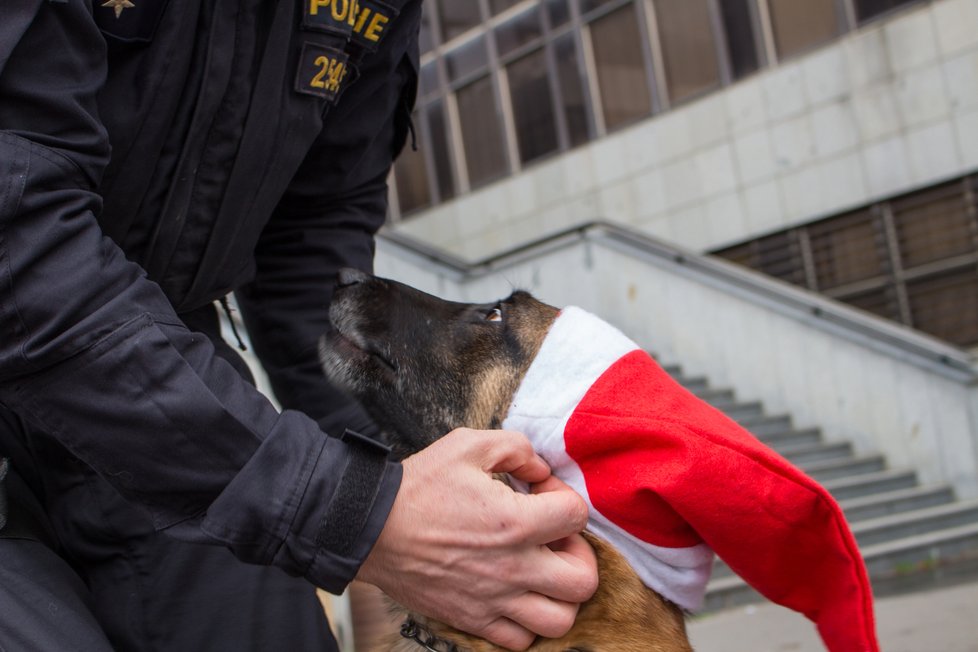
[486,307,503,322]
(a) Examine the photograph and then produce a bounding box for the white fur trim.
[502,306,714,611]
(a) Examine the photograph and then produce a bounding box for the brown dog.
[319,268,693,652]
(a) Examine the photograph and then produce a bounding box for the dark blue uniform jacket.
[0,0,420,592]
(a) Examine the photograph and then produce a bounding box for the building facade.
[386,0,978,351]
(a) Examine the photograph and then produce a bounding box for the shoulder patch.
[350,0,399,51]
[301,0,400,50]
[294,42,352,101]
[302,0,358,37]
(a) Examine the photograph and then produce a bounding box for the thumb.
[475,429,552,485]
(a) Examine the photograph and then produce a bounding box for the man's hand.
[356,428,599,651]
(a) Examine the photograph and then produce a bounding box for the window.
[718,232,806,285]
[446,35,489,82]
[853,0,924,23]
[808,211,885,290]
[580,0,620,16]
[767,0,841,59]
[436,0,482,41]
[491,0,527,15]
[419,5,435,53]
[426,102,456,201]
[394,122,431,215]
[892,182,974,268]
[554,33,590,147]
[545,0,571,27]
[456,76,509,187]
[842,288,901,322]
[395,0,932,222]
[715,174,978,348]
[496,6,544,57]
[756,232,806,285]
[419,62,439,99]
[590,4,652,130]
[906,270,978,346]
[719,0,762,80]
[655,0,721,103]
[508,49,560,164]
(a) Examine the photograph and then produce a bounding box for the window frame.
[389,0,938,221]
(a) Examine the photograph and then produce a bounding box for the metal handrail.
[378,220,978,384]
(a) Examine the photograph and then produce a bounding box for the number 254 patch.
[295,43,352,101]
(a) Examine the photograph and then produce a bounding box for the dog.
[319,268,693,652]
[319,269,880,652]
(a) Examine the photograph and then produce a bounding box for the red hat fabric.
[502,307,878,652]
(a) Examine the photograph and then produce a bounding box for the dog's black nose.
[336,267,370,288]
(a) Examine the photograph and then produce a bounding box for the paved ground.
[687,580,978,651]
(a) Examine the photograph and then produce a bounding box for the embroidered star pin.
[102,0,135,19]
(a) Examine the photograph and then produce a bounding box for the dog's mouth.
[324,324,399,376]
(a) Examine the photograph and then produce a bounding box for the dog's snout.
[336,267,370,288]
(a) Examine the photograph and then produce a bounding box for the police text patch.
[350,0,399,50]
[302,0,399,50]
[303,0,358,36]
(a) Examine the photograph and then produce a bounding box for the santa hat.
[502,307,878,652]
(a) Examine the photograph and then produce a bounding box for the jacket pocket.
[94,0,171,44]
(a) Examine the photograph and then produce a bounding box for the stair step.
[862,522,978,596]
[702,575,763,612]
[778,441,853,466]
[707,395,749,413]
[696,387,736,405]
[822,468,918,500]
[852,499,978,548]
[717,401,764,421]
[842,485,956,522]
[677,376,709,393]
[703,522,978,611]
[757,427,823,450]
[661,363,682,377]
[738,414,794,437]
[804,454,886,482]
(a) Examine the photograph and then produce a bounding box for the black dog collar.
[399,617,462,652]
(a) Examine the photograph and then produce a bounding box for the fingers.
[511,536,598,605]
[528,473,567,495]
[547,533,600,602]
[519,478,590,544]
[504,591,580,640]
[457,428,598,604]
[365,427,599,647]
[478,591,580,650]
[478,617,536,651]
[468,428,552,485]
[452,429,590,541]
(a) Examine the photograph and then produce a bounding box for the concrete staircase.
[659,364,978,612]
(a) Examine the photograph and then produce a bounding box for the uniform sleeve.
[0,0,399,594]
[236,1,421,439]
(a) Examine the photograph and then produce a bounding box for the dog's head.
[319,269,691,652]
[319,267,558,457]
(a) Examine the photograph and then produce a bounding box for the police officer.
[0,1,597,650]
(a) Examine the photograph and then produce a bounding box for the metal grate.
[715,176,978,348]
